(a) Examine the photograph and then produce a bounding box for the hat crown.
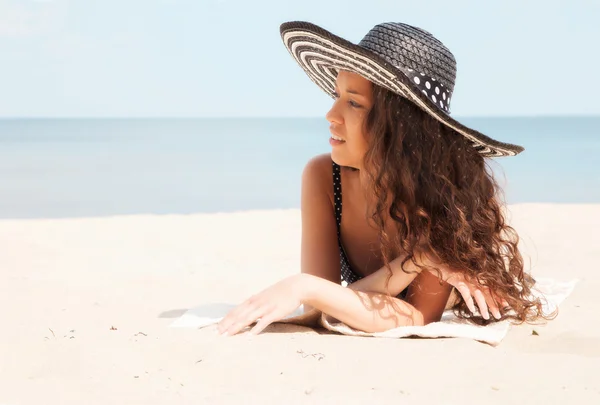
[358,23,457,94]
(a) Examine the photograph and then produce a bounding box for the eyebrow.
[335,88,366,97]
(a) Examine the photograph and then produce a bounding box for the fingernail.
[221,331,229,337]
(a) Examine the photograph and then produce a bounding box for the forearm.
[346,257,418,295]
[300,274,424,333]
[343,252,440,296]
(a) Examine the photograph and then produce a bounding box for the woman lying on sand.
[218,21,545,336]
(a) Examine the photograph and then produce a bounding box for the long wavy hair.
[361,84,549,324]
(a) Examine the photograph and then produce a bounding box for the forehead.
[335,69,373,92]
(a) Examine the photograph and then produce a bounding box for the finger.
[218,303,250,334]
[250,312,278,335]
[455,283,476,314]
[473,289,490,320]
[224,305,267,336]
[483,288,501,319]
[218,298,259,334]
[218,307,242,334]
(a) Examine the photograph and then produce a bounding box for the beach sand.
[0,204,598,404]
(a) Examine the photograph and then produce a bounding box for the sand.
[0,204,598,404]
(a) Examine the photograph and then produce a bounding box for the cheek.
[349,113,369,153]
[354,136,369,157]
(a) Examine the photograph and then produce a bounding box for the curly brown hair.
[360,84,551,325]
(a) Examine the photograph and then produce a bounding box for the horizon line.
[1,114,599,120]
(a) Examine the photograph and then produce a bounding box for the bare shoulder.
[302,153,334,180]
[301,153,334,201]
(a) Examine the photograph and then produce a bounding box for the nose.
[325,101,343,125]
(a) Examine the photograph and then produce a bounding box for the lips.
[329,127,345,142]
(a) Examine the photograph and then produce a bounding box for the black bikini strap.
[332,161,342,235]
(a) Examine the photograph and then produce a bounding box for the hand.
[438,268,507,320]
[217,274,306,336]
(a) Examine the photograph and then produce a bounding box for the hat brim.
[280,21,524,158]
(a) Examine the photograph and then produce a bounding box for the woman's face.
[326,70,373,169]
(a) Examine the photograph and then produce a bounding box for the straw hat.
[280,21,524,157]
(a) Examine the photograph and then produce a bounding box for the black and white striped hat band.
[280,21,525,158]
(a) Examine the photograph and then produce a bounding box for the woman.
[218,21,545,336]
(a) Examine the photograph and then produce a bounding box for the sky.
[0,0,598,118]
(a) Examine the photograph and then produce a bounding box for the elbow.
[408,310,426,328]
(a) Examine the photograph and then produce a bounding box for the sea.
[0,117,598,219]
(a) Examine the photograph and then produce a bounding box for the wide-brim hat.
[280,21,524,157]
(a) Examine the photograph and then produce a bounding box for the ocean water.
[0,117,598,219]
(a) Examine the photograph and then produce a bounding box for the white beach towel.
[169,277,578,346]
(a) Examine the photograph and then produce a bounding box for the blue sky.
[0,0,598,118]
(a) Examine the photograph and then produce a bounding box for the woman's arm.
[345,252,455,325]
[345,253,418,295]
[298,154,344,314]
[301,251,454,331]
[218,252,452,336]
[299,154,342,285]
[301,273,425,332]
[217,271,424,336]
[218,243,497,336]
